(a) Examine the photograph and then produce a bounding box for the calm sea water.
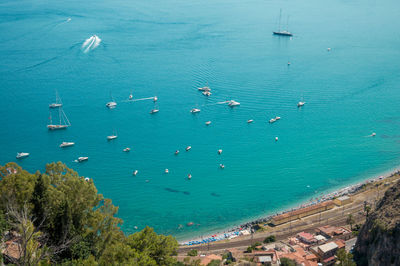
[1,0,400,240]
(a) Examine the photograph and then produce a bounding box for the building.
[297,232,317,244]
[270,201,335,226]
[315,225,352,240]
[310,242,338,265]
[333,196,351,206]
[246,249,280,266]
[314,234,327,244]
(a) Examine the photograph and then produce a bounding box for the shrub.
[187,249,198,256]
[263,235,276,243]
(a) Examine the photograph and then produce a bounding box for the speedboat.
[107,135,117,140]
[60,142,75,148]
[227,100,240,107]
[186,146,191,151]
[371,133,376,137]
[165,169,169,174]
[220,164,225,169]
[129,94,133,100]
[247,119,254,123]
[190,108,201,113]
[106,101,117,108]
[269,118,277,123]
[275,137,279,141]
[275,116,281,120]
[133,170,138,176]
[78,157,88,162]
[198,86,211,92]
[123,147,130,152]
[188,174,192,179]
[153,96,158,102]
[297,101,305,107]
[202,91,211,96]
[205,121,211,125]
[327,48,331,51]
[218,149,222,155]
[150,109,159,114]
[16,152,29,159]
[175,150,179,155]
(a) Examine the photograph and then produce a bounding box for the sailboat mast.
[278,8,282,32]
[59,108,62,125]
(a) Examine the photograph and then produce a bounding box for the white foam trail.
[82,35,102,53]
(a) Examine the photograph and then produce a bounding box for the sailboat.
[49,90,63,108]
[273,9,293,36]
[47,107,71,130]
[106,92,117,108]
[107,130,118,140]
[150,101,159,114]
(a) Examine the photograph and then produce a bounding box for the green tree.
[263,235,276,243]
[280,257,297,266]
[346,214,355,230]
[31,174,48,228]
[207,259,221,266]
[336,248,356,266]
[187,249,198,256]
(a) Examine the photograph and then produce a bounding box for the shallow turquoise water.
[1,0,400,240]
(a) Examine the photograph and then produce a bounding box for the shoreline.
[179,167,400,246]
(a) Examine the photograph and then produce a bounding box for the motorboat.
[218,149,222,155]
[297,101,305,107]
[247,119,254,123]
[202,91,211,96]
[188,174,192,179]
[186,146,192,151]
[153,96,158,102]
[269,118,277,123]
[165,169,169,174]
[275,116,281,120]
[327,48,331,51]
[16,152,29,159]
[106,101,117,108]
[78,157,88,162]
[129,94,133,100]
[123,147,130,152]
[205,121,211,125]
[150,109,159,114]
[220,164,225,169]
[371,133,376,137]
[275,137,279,141]
[175,150,179,155]
[133,170,138,176]
[227,100,240,107]
[60,142,75,148]
[190,108,201,113]
[198,85,211,92]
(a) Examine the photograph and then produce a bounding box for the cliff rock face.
[354,180,400,266]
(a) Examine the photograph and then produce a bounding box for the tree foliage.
[336,248,356,266]
[0,162,179,265]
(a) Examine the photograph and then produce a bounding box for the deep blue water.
[1,0,400,240]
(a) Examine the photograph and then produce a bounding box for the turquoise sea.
[1,0,400,240]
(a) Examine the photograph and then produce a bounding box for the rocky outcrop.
[353,180,400,266]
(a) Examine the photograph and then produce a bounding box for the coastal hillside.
[354,179,400,266]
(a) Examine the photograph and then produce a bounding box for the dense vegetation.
[0,162,178,265]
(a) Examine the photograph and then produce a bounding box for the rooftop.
[318,242,338,253]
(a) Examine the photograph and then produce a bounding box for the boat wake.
[82,35,101,53]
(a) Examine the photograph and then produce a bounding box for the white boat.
[186,146,192,151]
[150,109,159,114]
[16,152,29,159]
[107,130,118,140]
[275,116,281,120]
[60,142,75,148]
[297,101,305,107]
[247,119,254,123]
[165,169,169,174]
[175,150,179,155]
[123,147,130,152]
[133,170,138,176]
[218,149,222,155]
[205,121,211,125]
[327,48,331,51]
[227,100,240,107]
[371,133,376,137]
[47,107,71,130]
[188,174,192,179]
[106,92,117,108]
[275,137,279,141]
[153,96,158,102]
[78,157,88,162]
[273,9,293,36]
[190,108,201,113]
[269,118,277,123]
[49,90,63,108]
[198,84,211,92]
[202,91,211,96]
[220,164,225,169]
[129,94,133,100]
